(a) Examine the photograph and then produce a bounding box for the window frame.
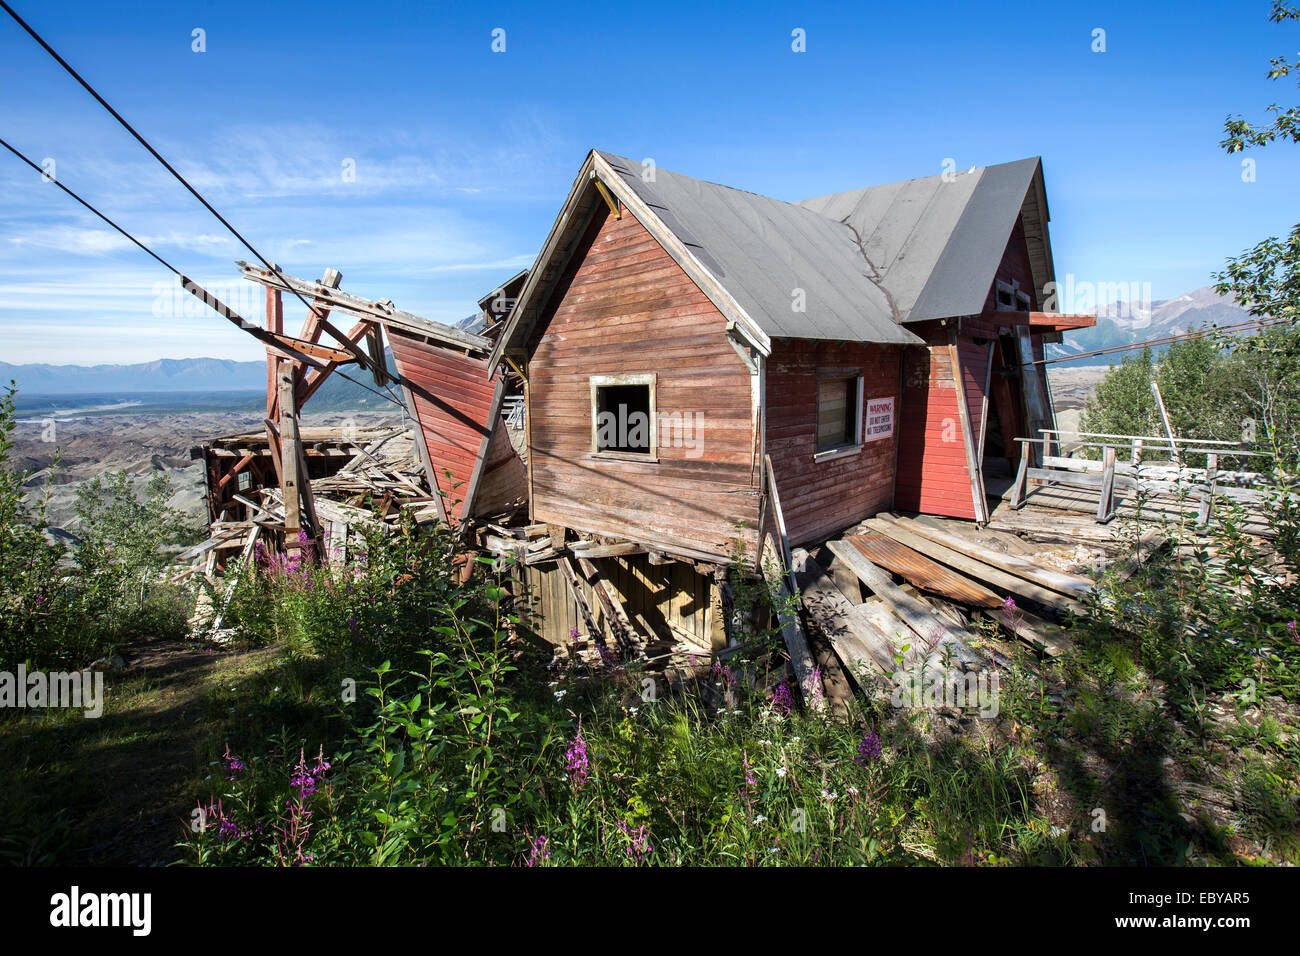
[995,278,1033,313]
[813,369,865,462]
[589,372,658,462]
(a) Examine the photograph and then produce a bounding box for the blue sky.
[1,0,1296,364]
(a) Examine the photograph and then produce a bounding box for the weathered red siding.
[894,324,976,519]
[388,330,510,522]
[527,205,760,562]
[765,339,901,546]
[957,336,991,459]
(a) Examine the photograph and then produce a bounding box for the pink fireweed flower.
[1003,596,1017,612]
[525,833,551,867]
[770,682,794,716]
[564,720,590,789]
[222,743,245,775]
[741,750,757,800]
[619,820,652,863]
[855,731,883,765]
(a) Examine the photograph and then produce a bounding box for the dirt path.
[0,635,279,865]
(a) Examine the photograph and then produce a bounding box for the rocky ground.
[12,408,404,540]
[12,369,1106,541]
[1046,364,1108,437]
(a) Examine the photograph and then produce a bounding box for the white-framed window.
[815,371,864,459]
[590,373,657,460]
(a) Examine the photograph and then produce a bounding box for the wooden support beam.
[948,328,989,524]
[216,452,256,490]
[826,539,982,669]
[1198,453,1218,526]
[277,367,302,547]
[557,556,603,643]
[1096,445,1118,523]
[365,324,390,386]
[576,555,640,656]
[295,435,324,563]
[237,260,490,353]
[179,276,329,373]
[299,320,372,406]
[266,287,283,418]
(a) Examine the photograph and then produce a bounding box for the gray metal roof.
[597,152,919,345]
[598,151,1044,342]
[798,157,1042,323]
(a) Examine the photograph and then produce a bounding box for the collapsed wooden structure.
[174,148,1278,705]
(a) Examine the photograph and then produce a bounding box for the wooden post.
[1198,452,1219,526]
[266,287,283,419]
[1150,380,1181,468]
[1096,444,1117,523]
[278,365,302,548]
[1009,442,1031,510]
[557,556,602,643]
[1016,327,1053,468]
[1131,437,1143,468]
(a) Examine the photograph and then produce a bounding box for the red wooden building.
[488,150,1092,568]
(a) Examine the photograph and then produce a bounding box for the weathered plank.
[865,516,1086,615]
[847,532,1002,607]
[791,548,895,678]
[826,539,982,669]
[885,513,1093,598]
[760,534,824,711]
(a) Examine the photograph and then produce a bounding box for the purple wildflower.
[564,720,590,789]
[855,731,883,765]
[770,682,794,716]
[222,743,246,775]
[619,821,652,863]
[525,833,551,867]
[1003,596,1017,612]
[289,747,319,799]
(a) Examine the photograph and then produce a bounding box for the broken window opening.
[591,374,656,458]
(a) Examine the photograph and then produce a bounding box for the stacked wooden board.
[797,512,1119,692]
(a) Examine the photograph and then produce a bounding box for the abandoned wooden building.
[183,148,1109,664]
[487,150,1095,565]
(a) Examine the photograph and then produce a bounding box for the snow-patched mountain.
[1049,286,1258,364]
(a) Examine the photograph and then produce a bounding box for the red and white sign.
[865,397,894,441]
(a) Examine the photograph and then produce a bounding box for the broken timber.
[825,539,982,670]
[864,515,1087,615]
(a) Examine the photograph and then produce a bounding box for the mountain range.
[1,288,1260,399]
[3,351,400,413]
[1045,285,1257,364]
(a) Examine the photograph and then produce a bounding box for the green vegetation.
[0,383,201,671]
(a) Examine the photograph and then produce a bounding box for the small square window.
[817,374,862,452]
[591,373,656,457]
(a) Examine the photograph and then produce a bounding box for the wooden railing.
[1009,429,1275,523]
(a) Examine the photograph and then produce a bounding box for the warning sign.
[865,397,894,441]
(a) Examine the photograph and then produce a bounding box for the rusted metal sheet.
[847,531,1002,607]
